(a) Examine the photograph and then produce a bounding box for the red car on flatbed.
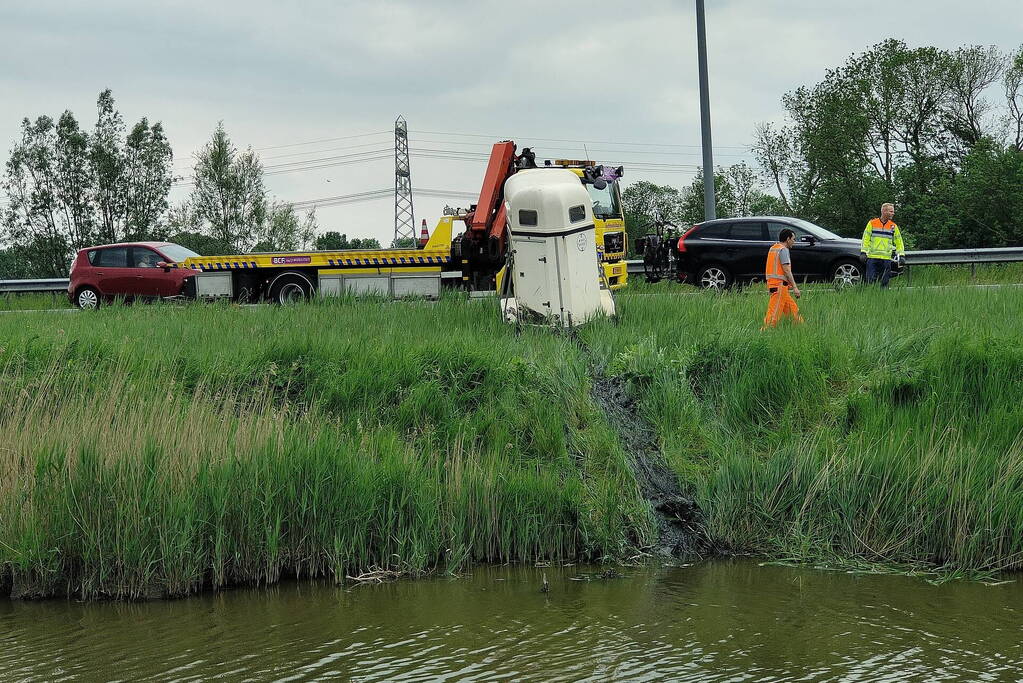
[68,242,200,308]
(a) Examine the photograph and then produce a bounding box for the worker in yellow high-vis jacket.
[762,227,804,329]
[861,202,905,288]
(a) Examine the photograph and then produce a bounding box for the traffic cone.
[418,219,429,248]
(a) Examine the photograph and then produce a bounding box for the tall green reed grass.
[594,284,1023,571]
[0,298,648,599]
[3,281,1021,599]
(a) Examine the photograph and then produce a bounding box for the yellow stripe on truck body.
[172,216,456,273]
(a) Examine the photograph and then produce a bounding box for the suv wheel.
[76,287,100,309]
[697,264,732,290]
[830,259,863,288]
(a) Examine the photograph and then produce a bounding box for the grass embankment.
[1,283,1022,599]
[588,284,1023,571]
[0,298,647,599]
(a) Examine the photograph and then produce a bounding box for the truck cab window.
[585,180,621,219]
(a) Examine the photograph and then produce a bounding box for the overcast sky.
[2,0,1020,245]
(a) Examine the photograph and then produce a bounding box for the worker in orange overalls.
[762,227,804,329]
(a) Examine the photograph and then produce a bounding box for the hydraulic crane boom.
[459,141,545,289]
[468,140,516,261]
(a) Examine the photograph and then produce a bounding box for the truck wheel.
[267,272,313,304]
[76,287,100,309]
[696,264,732,290]
[830,259,863,288]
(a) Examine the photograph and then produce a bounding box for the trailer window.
[569,205,586,223]
[519,209,538,227]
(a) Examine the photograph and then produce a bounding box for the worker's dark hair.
[778,228,795,242]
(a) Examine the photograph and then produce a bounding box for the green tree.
[942,45,1004,155]
[313,231,381,251]
[91,89,124,244]
[3,115,79,275]
[190,122,266,252]
[123,118,173,240]
[725,161,784,217]
[951,140,1023,247]
[252,203,317,252]
[753,41,1023,246]
[55,111,95,250]
[678,167,737,225]
[314,231,349,250]
[1004,45,1023,151]
[2,90,174,275]
[621,181,684,253]
[0,247,32,279]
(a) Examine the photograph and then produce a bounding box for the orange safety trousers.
[762,287,804,329]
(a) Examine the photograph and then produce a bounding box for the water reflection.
[1,560,1020,681]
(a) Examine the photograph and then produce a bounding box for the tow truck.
[70,141,629,306]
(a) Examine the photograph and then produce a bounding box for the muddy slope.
[591,374,712,558]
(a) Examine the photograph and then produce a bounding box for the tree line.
[625,40,1023,252]
[9,42,1022,277]
[0,91,380,279]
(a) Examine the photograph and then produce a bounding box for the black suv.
[672,216,893,288]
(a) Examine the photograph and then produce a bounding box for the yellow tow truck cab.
[550,160,628,290]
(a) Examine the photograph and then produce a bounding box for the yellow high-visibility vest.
[861,218,905,259]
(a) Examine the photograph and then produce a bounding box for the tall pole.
[695,0,715,220]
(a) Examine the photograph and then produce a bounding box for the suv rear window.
[730,222,766,240]
[696,223,730,239]
[93,247,128,267]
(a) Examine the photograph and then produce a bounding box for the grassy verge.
[901,262,1023,286]
[0,298,648,599]
[2,281,1022,598]
[594,284,1023,571]
[0,292,72,311]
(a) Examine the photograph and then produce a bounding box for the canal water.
[1,559,1020,681]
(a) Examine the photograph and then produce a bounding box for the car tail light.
[677,225,698,253]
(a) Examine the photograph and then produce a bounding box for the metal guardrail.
[625,247,1023,274]
[0,278,69,294]
[903,247,1023,265]
[2,247,1022,293]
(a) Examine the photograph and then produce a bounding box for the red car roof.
[80,241,174,251]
